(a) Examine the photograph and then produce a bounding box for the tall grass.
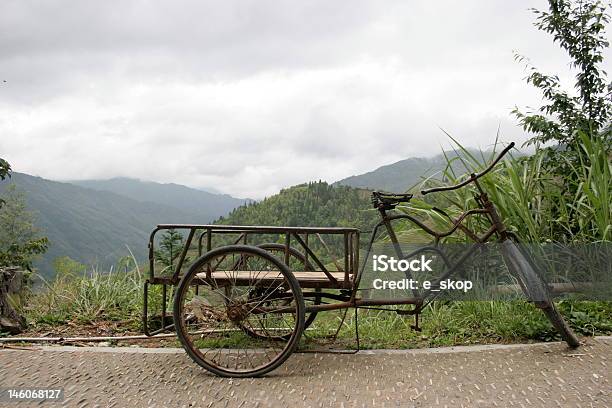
[304,300,612,349]
[402,134,611,244]
[26,262,145,327]
[569,133,611,241]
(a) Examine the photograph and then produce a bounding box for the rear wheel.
[257,243,321,334]
[173,245,305,377]
[501,238,579,348]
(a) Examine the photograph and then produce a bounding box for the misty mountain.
[70,177,250,222]
[0,174,246,277]
[334,149,503,193]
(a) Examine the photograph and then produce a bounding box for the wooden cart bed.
[195,270,353,289]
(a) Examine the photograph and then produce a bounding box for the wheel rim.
[174,246,304,376]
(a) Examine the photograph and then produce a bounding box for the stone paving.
[0,338,610,407]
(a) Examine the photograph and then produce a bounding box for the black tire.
[501,239,580,348]
[173,245,305,377]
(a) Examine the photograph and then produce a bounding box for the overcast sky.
[0,1,609,198]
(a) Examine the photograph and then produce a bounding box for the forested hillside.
[0,173,215,276]
[216,181,377,231]
[72,178,249,222]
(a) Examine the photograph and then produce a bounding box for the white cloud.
[0,0,608,198]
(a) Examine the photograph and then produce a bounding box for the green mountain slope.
[71,178,249,222]
[334,149,503,193]
[216,181,377,231]
[0,173,218,277]
[335,157,444,193]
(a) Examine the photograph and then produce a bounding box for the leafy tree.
[0,158,11,209]
[0,185,49,270]
[513,0,611,154]
[154,229,187,271]
[0,158,9,181]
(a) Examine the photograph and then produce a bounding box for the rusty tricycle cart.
[142,143,579,377]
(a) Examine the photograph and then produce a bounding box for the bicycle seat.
[371,191,414,210]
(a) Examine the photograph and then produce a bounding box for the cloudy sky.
[0,1,608,198]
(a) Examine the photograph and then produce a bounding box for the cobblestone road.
[1,338,610,407]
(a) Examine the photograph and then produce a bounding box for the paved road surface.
[1,338,610,407]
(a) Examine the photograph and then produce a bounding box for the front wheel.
[501,239,579,348]
[173,245,305,377]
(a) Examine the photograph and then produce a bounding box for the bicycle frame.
[358,143,517,317]
[359,178,510,313]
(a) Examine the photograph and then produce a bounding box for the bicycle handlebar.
[421,142,515,195]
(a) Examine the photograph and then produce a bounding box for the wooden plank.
[195,270,351,283]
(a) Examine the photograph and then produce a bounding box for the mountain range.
[70,178,248,222]
[0,174,249,277]
[334,149,495,192]
[0,148,490,278]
